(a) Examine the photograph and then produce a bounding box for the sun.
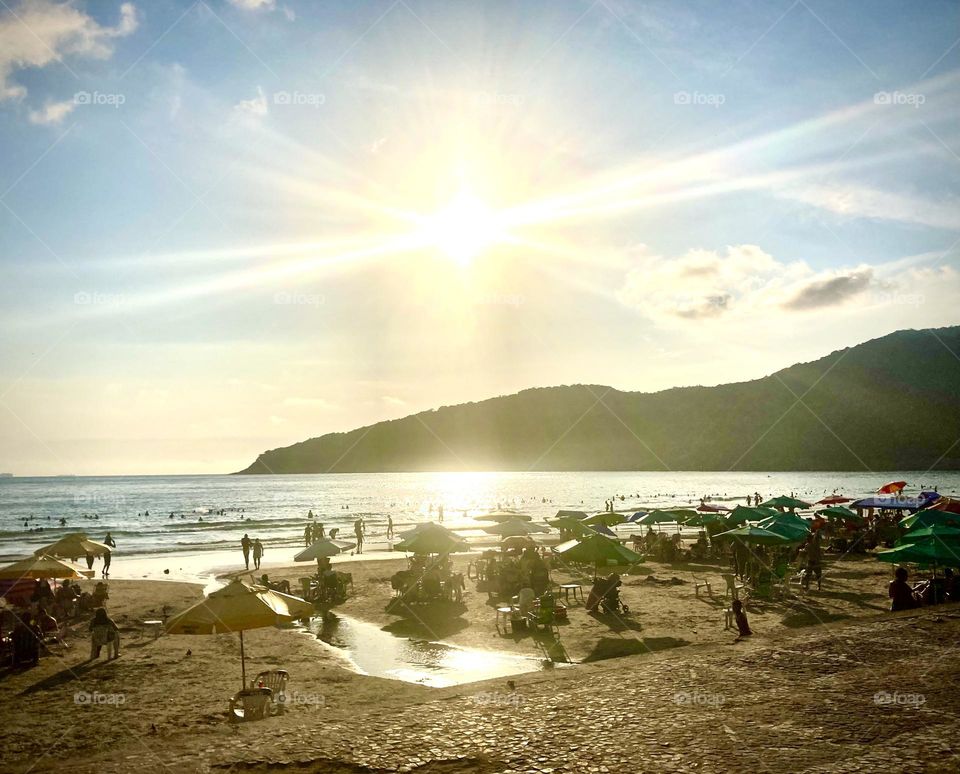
[421,190,504,265]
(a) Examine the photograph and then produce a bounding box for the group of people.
[481,547,551,599]
[7,578,114,668]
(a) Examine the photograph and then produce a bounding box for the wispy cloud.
[0,0,137,104]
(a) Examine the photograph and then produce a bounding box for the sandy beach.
[3,546,953,773]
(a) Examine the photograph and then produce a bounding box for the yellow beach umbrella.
[0,554,93,580]
[165,579,314,687]
[35,533,111,561]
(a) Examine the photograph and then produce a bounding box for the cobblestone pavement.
[32,611,960,773]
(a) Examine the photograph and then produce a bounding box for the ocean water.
[1,471,957,562]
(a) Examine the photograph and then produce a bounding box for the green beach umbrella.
[546,517,595,538]
[554,510,589,520]
[725,505,778,526]
[581,511,627,527]
[899,509,960,531]
[898,525,960,544]
[393,523,467,555]
[757,516,810,541]
[556,534,643,574]
[713,525,795,546]
[637,509,697,526]
[876,542,960,567]
[482,519,549,537]
[817,505,863,523]
[760,495,812,511]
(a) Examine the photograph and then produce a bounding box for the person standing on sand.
[317,523,325,540]
[354,519,364,554]
[103,532,116,548]
[102,549,112,578]
[241,534,252,570]
[304,524,312,546]
[387,515,394,540]
[253,538,264,570]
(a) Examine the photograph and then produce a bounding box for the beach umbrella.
[683,512,727,527]
[165,579,314,688]
[817,505,862,523]
[759,495,812,511]
[475,510,532,522]
[546,517,595,538]
[35,533,111,560]
[581,511,627,527]
[725,505,777,526]
[897,525,960,545]
[636,509,695,526]
[293,539,356,563]
[501,535,536,550]
[554,510,589,520]
[0,554,93,580]
[757,516,810,541]
[482,519,549,537]
[712,525,795,546]
[876,542,960,567]
[587,523,617,537]
[817,495,853,505]
[625,511,648,523]
[556,534,642,574]
[899,509,960,531]
[696,503,729,513]
[877,481,907,495]
[393,523,467,555]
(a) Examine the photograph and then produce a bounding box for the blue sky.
[1,0,958,474]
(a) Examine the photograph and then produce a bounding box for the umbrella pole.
[240,630,246,689]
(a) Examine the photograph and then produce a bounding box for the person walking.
[101,549,112,578]
[386,515,394,540]
[354,519,364,554]
[89,607,120,660]
[253,538,264,570]
[241,534,252,570]
[304,523,312,546]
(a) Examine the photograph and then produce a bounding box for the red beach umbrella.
[877,481,907,495]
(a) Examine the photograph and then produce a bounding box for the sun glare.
[422,190,503,265]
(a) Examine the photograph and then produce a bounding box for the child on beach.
[732,599,752,637]
[89,607,120,660]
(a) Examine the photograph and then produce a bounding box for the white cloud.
[227,0,276,10]
[233,85,267,117]
[0,0,138,103]
[618,244,883,324]
[381,395,406,407]
[27,97,74,124]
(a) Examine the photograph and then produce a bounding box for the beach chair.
[252,669,289,711]
[721,573,745,600]
[692,574,712,597]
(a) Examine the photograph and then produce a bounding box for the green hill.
[237,326,960,473]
